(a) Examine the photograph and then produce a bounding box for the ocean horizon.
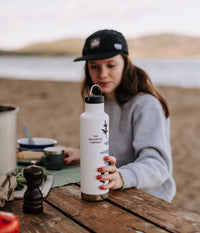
[0,55,200,88]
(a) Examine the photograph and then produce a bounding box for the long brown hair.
[81,53,169,118]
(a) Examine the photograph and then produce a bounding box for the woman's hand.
[97,155,124,190]
[64,147,80,165]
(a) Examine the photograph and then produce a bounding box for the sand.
[0,78,200,214]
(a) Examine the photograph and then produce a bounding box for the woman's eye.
[107,64,115,68]
[90,66,98,69]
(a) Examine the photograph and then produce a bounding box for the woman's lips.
[98,82,110,87]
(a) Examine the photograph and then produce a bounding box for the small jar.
[43,146,65,170]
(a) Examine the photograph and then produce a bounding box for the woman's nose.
[99,67,108,79]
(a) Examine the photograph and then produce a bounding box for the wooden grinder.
[23,161,43,214]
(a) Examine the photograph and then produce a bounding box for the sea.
[0,55,200,88]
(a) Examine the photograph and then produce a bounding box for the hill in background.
[0,33,200,58]
[128,34,200,58]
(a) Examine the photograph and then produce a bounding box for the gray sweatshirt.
[105,94,176,202]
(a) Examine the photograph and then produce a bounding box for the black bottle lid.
[85,95,104,103]
[85,84,104,103]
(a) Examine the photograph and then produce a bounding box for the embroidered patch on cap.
[90,38,100,49]
[114,43,122,50]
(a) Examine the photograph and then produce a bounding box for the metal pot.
[0,105,19,174]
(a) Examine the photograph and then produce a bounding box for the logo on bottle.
[102,120,108,138]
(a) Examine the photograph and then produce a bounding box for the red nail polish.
[98,167,103,172]
[97,175,102,179]
[105,156,109,161]
[65,159,68,164]
[99,185,104,190]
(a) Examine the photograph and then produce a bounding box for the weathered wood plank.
[46,185,168,233]
[109,188,200,233]
[1,199,89,233]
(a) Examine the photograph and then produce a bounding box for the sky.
[0,0,200,50]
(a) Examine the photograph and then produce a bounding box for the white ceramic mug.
[0,105,19,174]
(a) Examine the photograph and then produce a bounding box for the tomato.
[0,211,20,233]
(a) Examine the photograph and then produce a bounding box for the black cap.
[74,29,128,61]
[85,95,104,104]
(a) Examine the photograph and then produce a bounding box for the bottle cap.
[85,84,104,103]
[85,95,104,103]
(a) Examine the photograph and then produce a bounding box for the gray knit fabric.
[105,94,176,202]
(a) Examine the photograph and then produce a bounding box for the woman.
[64,29,176,202]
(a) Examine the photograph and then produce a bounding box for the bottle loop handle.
[89,84,103,97]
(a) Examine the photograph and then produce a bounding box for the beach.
[0,77,200,214]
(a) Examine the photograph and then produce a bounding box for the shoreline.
[1,76,200,90]
[1,56,200,89]
[0,77,200,214]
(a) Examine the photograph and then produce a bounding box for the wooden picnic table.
[2,184,200,233]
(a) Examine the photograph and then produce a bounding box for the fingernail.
[97,175,102,179]
[104,156,109,161]
[64,159,68,164]
[99,185,104,190]
[98,167,103,172]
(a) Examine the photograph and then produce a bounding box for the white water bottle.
[80,85,109,201]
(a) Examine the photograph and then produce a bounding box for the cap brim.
[73,51,122,62]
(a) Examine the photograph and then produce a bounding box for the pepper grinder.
[23,161,43,214]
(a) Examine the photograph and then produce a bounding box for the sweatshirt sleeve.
[118,95,172,190]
